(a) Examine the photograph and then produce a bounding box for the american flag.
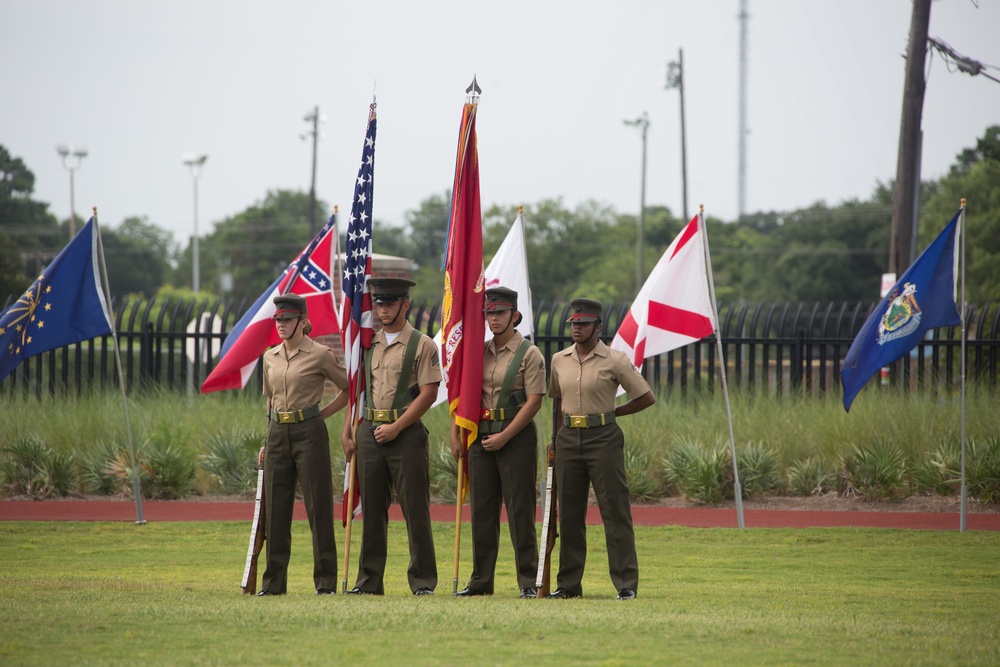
[338,102,376,524]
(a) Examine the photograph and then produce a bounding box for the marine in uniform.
[546,298,655,601]
[451,286,546,599]
[341,278,441,596]
[257,293,349,596]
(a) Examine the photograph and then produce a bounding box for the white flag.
[433,212,533,407]
[611,214,717,367]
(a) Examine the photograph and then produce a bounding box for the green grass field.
[2,520,998,666]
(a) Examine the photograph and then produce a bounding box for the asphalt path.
[2,499,998,530]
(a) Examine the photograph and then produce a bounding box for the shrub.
[144,440,196,499]
[78,441,123,495]
[836,440,910,500]
[430,446,459,503]
[625,445,662,502]
[663,441,731,505]
[0,435,76,498]
[736,442,782,498]
[200,428,264,495]
[787,457,832,497]
[914,441,961,496]
[966,436,1000,504]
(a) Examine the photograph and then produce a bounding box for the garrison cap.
[273,293,307,319]
[370,278,416,303]
[566,298,603,323]
[484,286,518,312]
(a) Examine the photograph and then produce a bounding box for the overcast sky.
[3,0,999,248]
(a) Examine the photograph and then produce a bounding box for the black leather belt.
[270,405,320,424]
[562,411,616,428]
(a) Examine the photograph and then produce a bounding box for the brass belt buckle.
[372,409,390,422]
[570,415,587,428]
[279,412,295,424]
[480,408,493,421]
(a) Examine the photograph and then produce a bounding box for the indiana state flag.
[0,218,114,383]
[840,209,963,412]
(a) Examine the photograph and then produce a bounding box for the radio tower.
[737,0,749,219]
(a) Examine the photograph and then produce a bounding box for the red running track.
[2,499,998,530]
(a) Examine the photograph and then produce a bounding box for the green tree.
[0,145,62,299]
[920,126,1000,303]
[200,190,327,300]
[100,216,176,297]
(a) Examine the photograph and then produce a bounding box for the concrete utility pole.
[303,106,322,237]
[737,0,749,219]
[890,0,932,275]
[624,112,650,294]
[666,49,689,223]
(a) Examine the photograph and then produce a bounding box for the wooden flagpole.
[452,429,467,595]
[341,448,358,592]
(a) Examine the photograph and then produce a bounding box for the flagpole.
[342,447,357,592]
[959,200,967,532]
[517,205,534,344]
[93,207,146,525]
[699,205,744,528]
[453,430,466,596]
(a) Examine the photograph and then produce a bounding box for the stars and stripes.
[339,102,377,525]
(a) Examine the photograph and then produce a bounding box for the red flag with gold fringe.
[441,99,485,449]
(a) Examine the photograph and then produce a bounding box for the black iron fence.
[3,297,998,399]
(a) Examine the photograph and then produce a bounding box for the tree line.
[2,126,998,309]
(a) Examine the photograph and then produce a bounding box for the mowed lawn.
[1,520,997,666]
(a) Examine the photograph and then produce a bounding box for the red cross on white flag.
[611,213,717,367]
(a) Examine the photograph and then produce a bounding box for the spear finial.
[466,75,482,103]
[961,198,966,209]
[518,204,524,215]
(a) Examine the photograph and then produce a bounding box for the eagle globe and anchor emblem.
[877,282,922,345]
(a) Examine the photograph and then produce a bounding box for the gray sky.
[3,0,999,248]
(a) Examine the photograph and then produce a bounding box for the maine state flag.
[0,218,113,383]
[840,209,963,412]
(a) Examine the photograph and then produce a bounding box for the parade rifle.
[240,462,266,594]
[535,398,560,598]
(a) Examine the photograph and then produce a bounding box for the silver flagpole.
[959,200,967,532]
[93,208,146,525]
[699,205,744,528]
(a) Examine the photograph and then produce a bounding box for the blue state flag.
[841,210,963,412]
[0,218,114,382]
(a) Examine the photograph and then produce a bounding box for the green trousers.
[554,423,638,596]
[262,418,338,594]
[354,419,437,594]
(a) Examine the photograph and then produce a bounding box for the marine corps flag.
[441,94,485,447]
[841,209,963,412]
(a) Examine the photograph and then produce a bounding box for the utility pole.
[624,112,650,294]
[737,0,749,219]
[303,106,322,237]
[666,49,689,222]
[890,0,932,276]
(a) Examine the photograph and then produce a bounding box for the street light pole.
[183,153,208,293]
[624,112,650,294]
[666,49,689,222]
[56,144,88,239]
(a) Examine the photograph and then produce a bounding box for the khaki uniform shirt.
[547,340,651,415]
[367,321,442,409]
[263,336,347,411]
[482,331,546,409]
